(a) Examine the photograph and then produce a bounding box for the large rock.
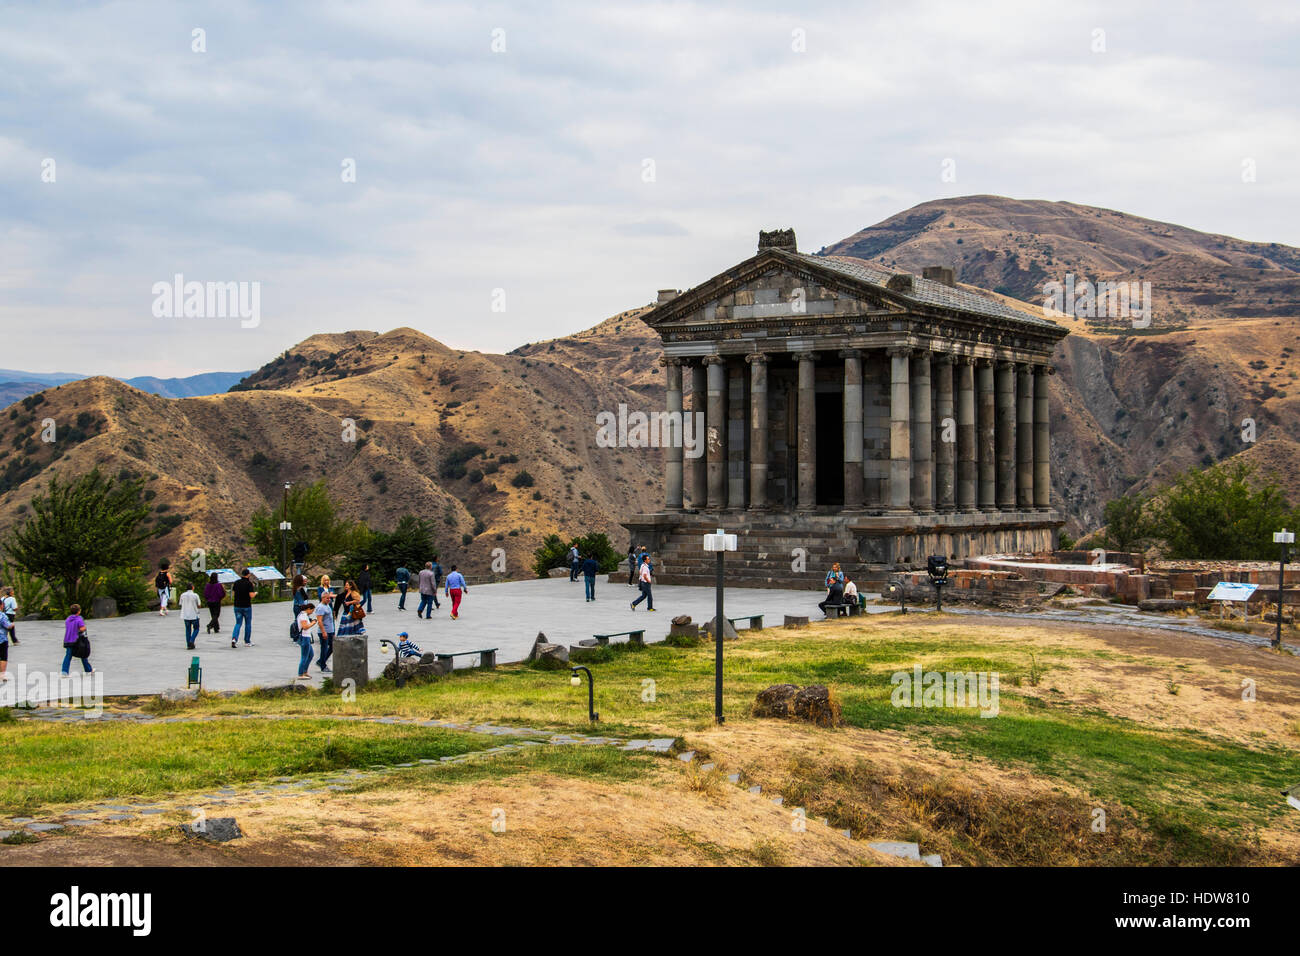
[90,596,118,619]
[546,567,569,578]
[701,617,740,641]
[160,687,198,703]
[671,614,692,626]
[333,635,369,691]
[792,685,842,727]
[179,817,242,842]
[533,643,569,669]
[753,684,800,718]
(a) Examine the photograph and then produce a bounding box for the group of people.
[818,562,862,616]
[564,544,656,610]
[393,559,468,620]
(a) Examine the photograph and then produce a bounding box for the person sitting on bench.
[396,631,422,659]
[843,578,859,608]
[819,579,846,617]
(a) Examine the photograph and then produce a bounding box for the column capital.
[1015,361,1035,374]
[702,353,726,366]
[838,348,862,360]
[791,350,819,362]
[658,356,684,367]
[886,345,913,359]
[1035,363,1057,376]
[995,358,1018,370]
[932,352,956,366]
[744,352,769,365]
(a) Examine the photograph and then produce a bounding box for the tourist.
[582,553,600,602]
[315,596,335,674]
[318,575,332,603]
[2,587,18,644]
[0,603,10,682]
[155,561,173,616]
[294,602,317,679]
[819,577,846,617]
[431,555,443,593]
[395,564,411,610]
[627,543,637,587]
[825,563,845,589]
[358,563,373,613]
[203,573,226,634]
[397,631,422,660]
[631,557,655,611]
[417,562,438,619]
[843,577,860,609]
[291,574,310,621]
[179,582,202,649]
[231,567,255,648]
[61,604,92,674]
[568,544,580,582]
[445,565,467,619]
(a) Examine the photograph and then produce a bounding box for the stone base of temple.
[621,510,1063,590]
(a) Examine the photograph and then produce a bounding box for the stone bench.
[593,630,645,646]
[726,614,764,630]
[433,648,497,669]
[784,615,809,628]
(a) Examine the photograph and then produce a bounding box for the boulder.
[90,596,118,619]
[160,687,199,703]
[382,653,449,682]
[701,617,740,641]
[669,621,699,638]
[179,817,243,843]
[525,633,550,661]
[792,685,842,727]
[671,614,692,626]
[333,635,369,690]
[532,643,570,669]
[753,684,800,718]
[546,567,569,578]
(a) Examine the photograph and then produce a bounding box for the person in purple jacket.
[204,573,226,634]
[61,604,93,675]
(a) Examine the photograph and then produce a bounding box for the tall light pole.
[1273,529,1294,649]
[279,482,292,598]
[703,528,737,724]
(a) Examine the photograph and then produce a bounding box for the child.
[396,631,422,660]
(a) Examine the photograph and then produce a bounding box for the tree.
[3,468,150,608]
[337,515,436,583]
[1152,462,1299,560]
[1101,493,1151,553]
[531,531,621,577]
[243,481,365,574]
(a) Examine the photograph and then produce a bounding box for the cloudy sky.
[2,0,1297,377]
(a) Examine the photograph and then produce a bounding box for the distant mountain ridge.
[0,369,251,404]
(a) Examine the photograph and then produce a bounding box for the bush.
[511,470,535,488]
[531,531,620,577]
[101,565,155,616]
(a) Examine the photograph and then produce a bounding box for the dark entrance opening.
[815,392,843,506]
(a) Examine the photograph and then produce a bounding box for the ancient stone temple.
[623,229,1069,587]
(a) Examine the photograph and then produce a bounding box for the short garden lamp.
[1273,529,1294,649]
[703,528,738,724]
[570,665,598,722]
[379,638,406,688]
[926,555,950,613]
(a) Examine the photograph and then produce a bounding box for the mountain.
[0,369,250,405]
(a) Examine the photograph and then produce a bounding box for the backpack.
[155,572,168,589]
[290,620,301,642]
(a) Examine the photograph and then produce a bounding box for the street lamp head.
[1275,530,1296,545]
[703,528,738,552]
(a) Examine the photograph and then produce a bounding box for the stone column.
[995,360,1016,510]
[747,353,769,510]
[663,358,684,510]
[977,359,996,511]
[705,354,727,510]
[841,349,864,510]
[795,351,818,511]
[957,357,977,511]
[688,360,707,509]
[933,354,955,513]
[910,351,933,513]
[1016,363,1034,509]
[887,347,912,513]
[1034,364,1053,511]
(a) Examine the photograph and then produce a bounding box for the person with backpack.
[293,602,317,679]
[155,561,173,616]
[445,565,467,619]
[1,587,17,644]
[61,604,93,674]
[203,573,226,634]
[395,565,411,611]
[582,553,600,602]
[568,545,581,582]
[358,564,373,613]
[291,574,310,622]
[179,582,202,649]
[230,567,256,648]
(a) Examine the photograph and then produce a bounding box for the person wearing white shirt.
[179,584,203,649]
[295,603,318,679]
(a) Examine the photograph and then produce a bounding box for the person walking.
[61,604,92,674]
[0,604,10,682]
[445,565,467,619]
[568,545,580,582]
[627,543,637,587]
[179,582,202,649]
[294,602,317,679]
[155,561,173,616]
[231,567,255,648]
[2,587,19,644]
[315,596,335,674]
[431,555,443,594]
[582,553,600,602]
[395,564,411,610]
[203,573,225,634]
[631,556,655,611]
[358,564,373,613]
[417,562,438,619]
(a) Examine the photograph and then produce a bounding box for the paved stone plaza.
[4,577,845,699]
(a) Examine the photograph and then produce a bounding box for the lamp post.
[703,528,738,724]
[570,666,597,722]
[378,639,406,688]
[927,554,949,613]
[279,482,291,598]
[1273,529,1294,649]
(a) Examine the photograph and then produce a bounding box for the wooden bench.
[187,656,202,689]
[726,614,764,630]
[593,630,645,646]
[820,601,861,618]
[433,648,498,669]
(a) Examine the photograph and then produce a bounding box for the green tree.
[1153,462,1299,560]
[1101,492,1151,554]
[243,481,365,574]
[3,467,150,608]
[337,515,436,583]
[531,531,620,577]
